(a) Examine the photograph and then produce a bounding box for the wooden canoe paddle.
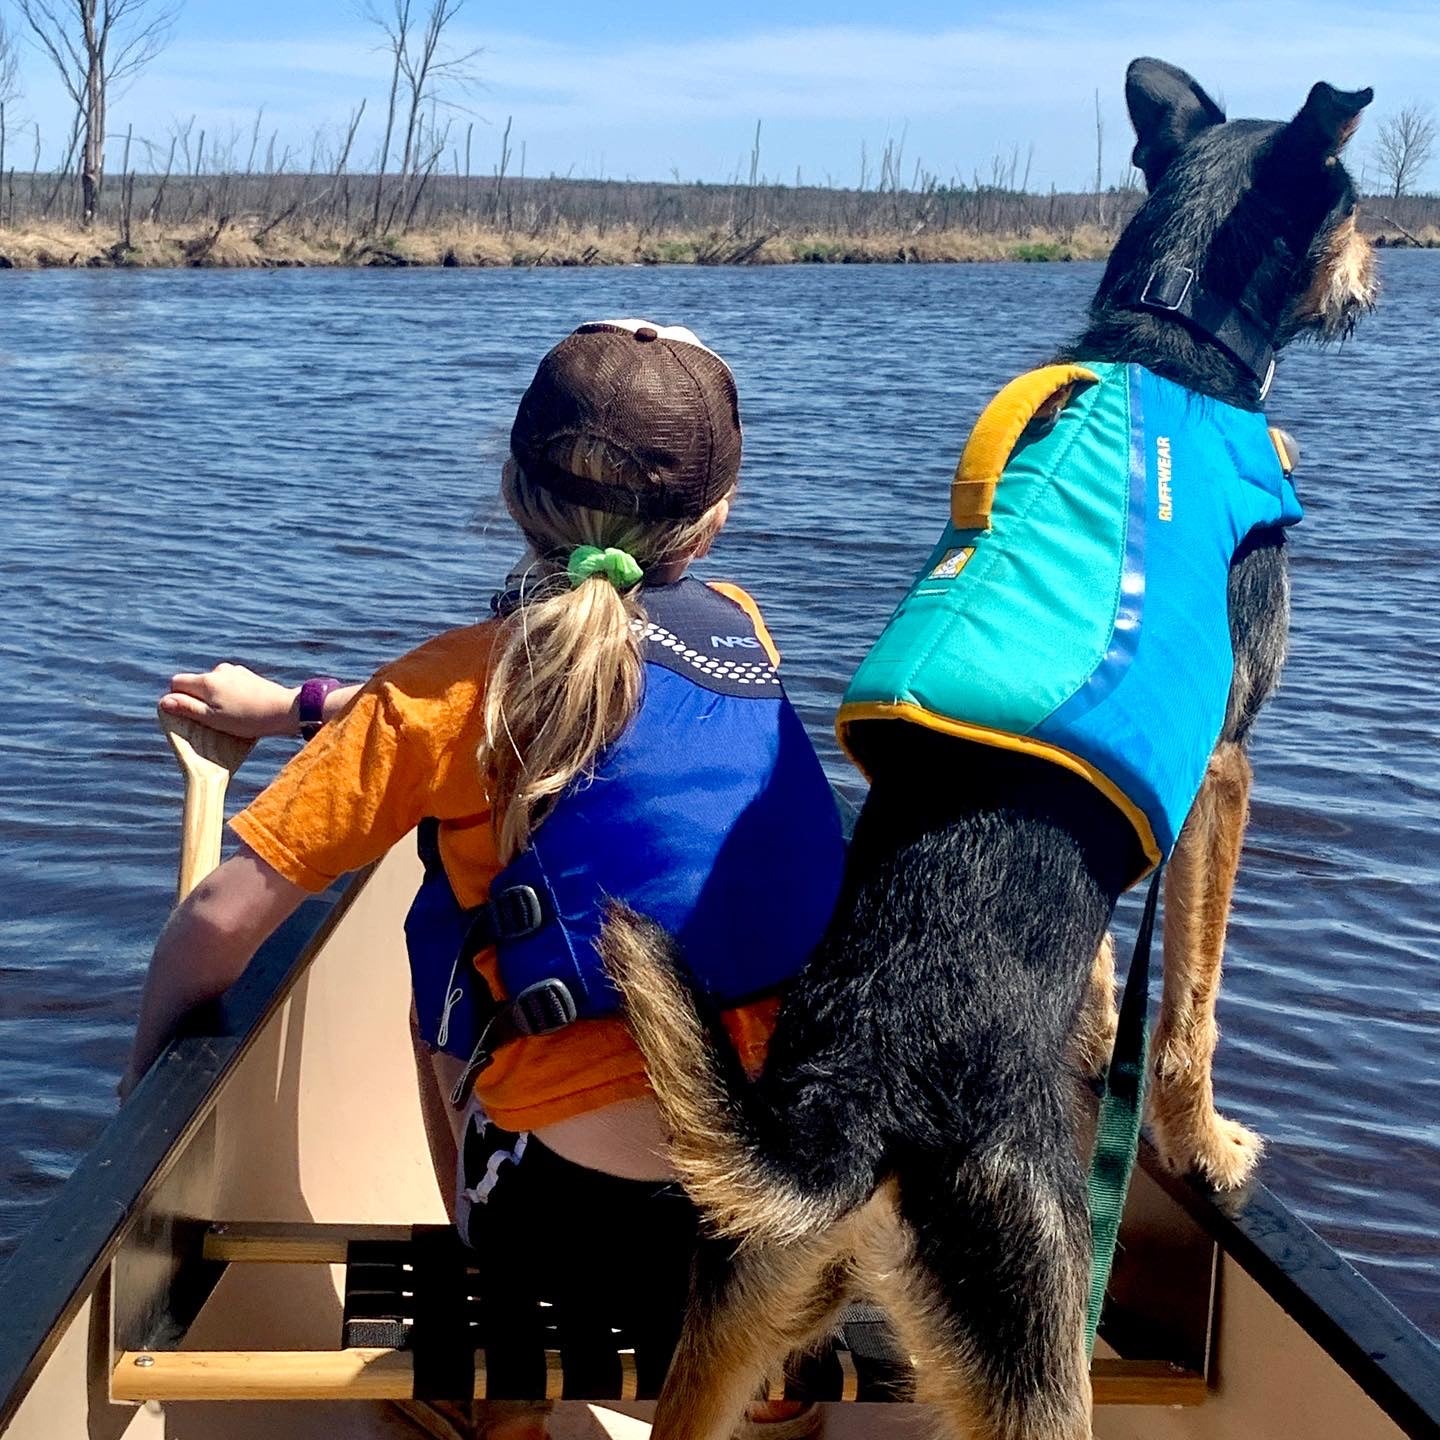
[159,712,255,901]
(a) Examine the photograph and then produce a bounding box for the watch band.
[298,677,341,742]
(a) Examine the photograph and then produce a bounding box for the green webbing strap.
[1085,865,1162,1355]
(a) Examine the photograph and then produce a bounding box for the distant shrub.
[1009,241,1069,262]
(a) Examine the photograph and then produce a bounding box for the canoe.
[1,836,1437,1440]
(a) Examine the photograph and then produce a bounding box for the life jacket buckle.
[458,884,546,965]
[492,885,545,941]
[508,978,578,1038]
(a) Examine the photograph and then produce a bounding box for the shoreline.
[0,220,1114,269]
[2,220,1435,272]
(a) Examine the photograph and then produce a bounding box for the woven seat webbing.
[339,1237,921,1402]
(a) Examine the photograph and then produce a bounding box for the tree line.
[0,2,1434,252]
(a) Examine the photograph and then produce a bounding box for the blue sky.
[4,0,1438,192]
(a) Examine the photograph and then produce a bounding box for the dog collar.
[1121,265,1276,400]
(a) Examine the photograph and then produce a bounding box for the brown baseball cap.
[510,319,742,521]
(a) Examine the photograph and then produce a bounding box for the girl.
[130,319,845,1438]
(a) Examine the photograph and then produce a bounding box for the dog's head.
[1100,59,1376,357]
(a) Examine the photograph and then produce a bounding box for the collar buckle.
[1139,266,1195,312]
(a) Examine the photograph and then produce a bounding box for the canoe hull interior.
[0,842,1430,1440]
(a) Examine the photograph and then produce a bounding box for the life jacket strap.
[447,977,580,1109]
[431,883,548,1056]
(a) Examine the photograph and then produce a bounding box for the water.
[1,258,1437,1340]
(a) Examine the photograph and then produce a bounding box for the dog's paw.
[1154,1110,1265,1191]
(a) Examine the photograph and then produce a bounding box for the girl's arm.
[120,842,309,1098]
[159,663,360,739]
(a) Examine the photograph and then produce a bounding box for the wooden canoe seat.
[110,1222,1208,1408]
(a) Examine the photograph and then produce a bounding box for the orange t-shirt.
[231,586,782,1132]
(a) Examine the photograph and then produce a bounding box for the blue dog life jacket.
[406,578,846,1082]
[837,362,1302,882]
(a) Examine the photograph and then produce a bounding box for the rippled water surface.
[2,258,1437,1338]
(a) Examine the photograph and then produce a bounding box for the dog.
[605,59,1377,1440]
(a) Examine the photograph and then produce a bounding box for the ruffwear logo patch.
[929,547,975,580]
[1157,435,1174,521]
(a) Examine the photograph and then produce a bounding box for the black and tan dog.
[606,60,1377,1440]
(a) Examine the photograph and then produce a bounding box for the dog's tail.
[602,904,866,1248]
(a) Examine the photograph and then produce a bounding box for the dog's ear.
[1126,58,1226,189]
[1285,81,1374,157]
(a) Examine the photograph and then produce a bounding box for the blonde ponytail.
[483,461,729,862]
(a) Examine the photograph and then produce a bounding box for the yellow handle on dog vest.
[951,364,1100,530]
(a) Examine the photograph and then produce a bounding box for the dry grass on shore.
[2,217,1434,272]
[0,218,1119,270]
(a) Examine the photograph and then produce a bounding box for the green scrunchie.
[567,544,644,591]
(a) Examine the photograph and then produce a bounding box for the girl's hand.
[159,663,301,739]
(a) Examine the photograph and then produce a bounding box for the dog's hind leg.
[650,1232,855,1440]
[1072,933,1118,1082]
[1150,741,1264,1189]
[894,1147,1091,1440]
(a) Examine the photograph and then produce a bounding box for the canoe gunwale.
[1,855,1438,1437]
[0,870,371,1432]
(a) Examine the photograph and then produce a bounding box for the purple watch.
[298,677,341,742]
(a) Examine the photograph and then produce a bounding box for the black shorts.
[458,1115,699,1400]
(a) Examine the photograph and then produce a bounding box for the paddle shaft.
[174,766,231,899]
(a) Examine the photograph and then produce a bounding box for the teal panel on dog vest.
[838,361,1301,878]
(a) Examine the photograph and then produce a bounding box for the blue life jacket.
[838,362,1302,881]
[406,578,845,1094]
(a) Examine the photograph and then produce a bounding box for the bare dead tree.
[462,117,471,219]
[405,117,450,229]
[389,0,477,230]
[42,104,83,216]
[1093,88,1105,228]
[244,105,264,176]
[744,118,761,235]
[0,14,21,227]
[487,113,513,227]
[147,132,175,220]
[17,0,178,225]
[0,12,21,111]
[330,98,366,229]
[117,118,132,244]
[363,0,476,233]
[363,0,409,233]
[27,121,40,214]
[1374,104,1436,200]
